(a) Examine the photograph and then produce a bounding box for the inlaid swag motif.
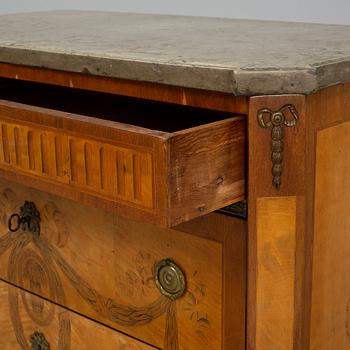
[0,188,210,350]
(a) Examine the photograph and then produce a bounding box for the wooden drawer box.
[0,280,155,350]
[0,79,245,227]
[0,178,246,349]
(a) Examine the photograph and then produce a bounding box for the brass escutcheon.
[8,201,41,235]
[30,331,50,350]
[154,259,186,300]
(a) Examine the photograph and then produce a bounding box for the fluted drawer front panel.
[0,120,153,208]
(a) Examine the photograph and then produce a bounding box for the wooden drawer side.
[168,117,245,226]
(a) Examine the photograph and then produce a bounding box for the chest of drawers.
[0,11,349,350]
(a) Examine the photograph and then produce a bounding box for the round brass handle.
[154,259,186,300]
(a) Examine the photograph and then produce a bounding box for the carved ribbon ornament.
[257,104,299,190]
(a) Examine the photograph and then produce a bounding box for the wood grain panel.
[176,212,247,350]
[0,119,154,208]
[303,83,350,350]
[0,280,155,350]
[310,121,350,350]
[256,196,297,350]
[168,117,245,226]
[247,95,306,350]
[0,178,224,349]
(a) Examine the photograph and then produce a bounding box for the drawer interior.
[0,77,239,132]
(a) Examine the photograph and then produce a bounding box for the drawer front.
[0,178,232,350]
[0,98,245,227]
[0,280,155,350]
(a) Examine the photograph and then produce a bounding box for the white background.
[0,0,349,24]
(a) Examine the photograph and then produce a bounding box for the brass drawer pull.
[154,259,186,300]
[30,331,50,350]
[8,201,41,236]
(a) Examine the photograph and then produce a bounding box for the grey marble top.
[0,11,350,95]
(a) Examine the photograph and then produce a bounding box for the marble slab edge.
[1,46,350,96]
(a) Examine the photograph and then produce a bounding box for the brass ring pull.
[154,259,186,300]
[8,201,41,236]
[8,213,21,232]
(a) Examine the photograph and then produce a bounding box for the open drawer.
[0,78,245,226]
